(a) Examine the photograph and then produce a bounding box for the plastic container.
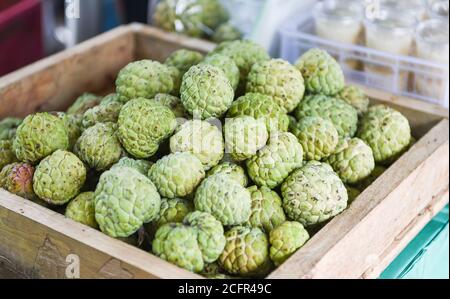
[426,0,449,20]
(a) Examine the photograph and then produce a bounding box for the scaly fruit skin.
[33,150,86,205]
[0,162,35,200]
[115,60,174,102]
[292,116,339,161]
[357,105,411,165]
[95,166,161,237]
[202,54,240,91]
[224,116,269,162]
[281,161,348,227]
[295,48,345,96]
[219,226,271,277]
[227,93,289,135]
[153,223,204,272]
[118,98,177,159]
[154,93,188,118]
[65,192,98,228]
[149,198,194,232]
[74,123,123,171]
[0,117,22,141]
[246,59,305,113]
[269,221,309,266]
[210,40,270,90]
[165,49,204,76]
[294,94,358,138]
[13,113,69,164]
[67,93,102,115]
[346,186,361,204]
[55,113,82,150]
[246,132,303,189]
[194,174,251,226]
[198,0,229,30]
[167,66,182,96]
[0,140,18,170]
[170,120,224,170]
[326,138,375,184]
[206,162,248,187]
[184,211,226,263]
[246,186,286,233]
[337,85,370,116]
[82,94,123,128]
[180,64,234,119]
[356,165,387,191]
[149,152,205,198]
[111,157,153,175]
[212,23,242,43]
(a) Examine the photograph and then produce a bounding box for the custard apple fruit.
[0,117,22,141]
[202,54,240,91]
[55,112,82,150]
[0,162,35,200]
[148,198,194,233]
[33,150,86,205]
[246,59,305,113]
[246,132,303,189]
[206,162,248,187]
[180,64,234,119]
[194,173,251,226]
[154,93,188,118]
[67,93,102,115]
[291,116,339,161]
[294,94,358,138]
[281,161,348,227]
[167,66,182,96]
[337,85,370,116]
[111,157,153,175]
[82,94,123,128]
[269,221,309,266]
[118,98,177,159]
[212,23,242,43]
[94,166,161,237]
[0,140,18,170]
[357,105,411,165]
[13,113,69,164]
[65,192,98,228]
[165,49,204,76]
[295,48,345,96]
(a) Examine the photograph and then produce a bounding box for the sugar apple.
[194,173,251,226]
[33,150,86,205]
[167,66,182,96]
[226,93,289,135]
[198,0,229,30]
[224,116,269,162]
[246,59,305,113]
[294,94,358,138]
[295,48,345,96]
[246,132,303,189]
[291,116,339,161]
[94,166,161,237]
[346,186,361,204]
[111,157,153,175]
[357,105,411,165]
[1,140,18,170]
[337,85,370,116]
[74,123,123,171]
[212,23,242,43]
[357,165,387,191]
[219,226,271,277]
[326,138,375,184]
[154,93,188,118]
[118,98,177,159]
[149,152,205,198]
[170,120,224,170]
[0,117,22,141]
[269,221,309,266]
[148,198,194,233]
[202,54,240,91]
[13,113,69,164]
[206,162,248,187]
[82,94,123,128]
[0,162,35,200]
[180,64,234,119]
[281,161,348,227]
[67,93,102,115]
[115,60,174,102]
[165,49,204,76]
[65,192,98,228]
[246,186,286,233]
[54,112,82,150]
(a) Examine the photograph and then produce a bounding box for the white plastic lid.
[365,8,417,34]
[313,0,364,25]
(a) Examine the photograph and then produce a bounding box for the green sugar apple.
[154,93,188,118]
[148,198,194,233]
[54,112,82,150]
[82,94,123,128]
[337,85,370,116]
[269,221,309,266]
[202,54,240,91]
[65,192,98,228]
[0,162,35,200]
[111,157,153,175]
[67,93,102,115]
[212,23,242,43]
[1,140,18,170]
[0,117,22,141]
[206,162,248,187]
[165,49,204,76]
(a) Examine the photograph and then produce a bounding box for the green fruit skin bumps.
[246,59,305,113]
[337,85,369,116]
[294,94,358,138]
[33,150,86,205]
[269,221,309,266]
[281,161,348,227]
[118,98,176,159]
[206,162,248,187]
[1,140,18,170]
[0,117,22,141]
[95,166,161,237]
[13,113,69,164]
[67,93,101,115]
[111,157,153,176]
[203,54,240,91]
[65,192,98,228]
[357,105,411,165]
[149,152,205,198]
[165,49,204,76]
[150,198,194,232]
[180,64,234,119]
[154,93,187,118]
[194,174,251,226]
[246,132,303,189]
[292,116,339,161]
[82,95,123,128]
[295,48,345,96]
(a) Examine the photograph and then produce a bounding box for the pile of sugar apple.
[0,39,413,278]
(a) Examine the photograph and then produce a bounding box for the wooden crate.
[0,24,448,279]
